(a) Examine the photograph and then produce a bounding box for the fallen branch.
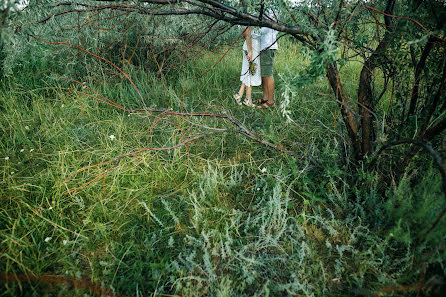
[62,108,304,195]
[0,272,123,297]
[373,276,444,297]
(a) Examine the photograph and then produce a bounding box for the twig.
[370,139,445,197]
[368,139,446,240]
[63,131,223,195]
[23,32,148,109]
[0,272,123,297]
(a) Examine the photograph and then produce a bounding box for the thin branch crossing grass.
[2,3,445,296]
[14,31,302,195]
[26,33,148,108]
[0,272,123,297]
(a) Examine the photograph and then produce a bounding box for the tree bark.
[407,35,436,118]
[327,61,361,161]
[420,57,446,134]
[0,7,8,39]
[423,117,446,140]
[356,0,395,157]
[398,117,446,178]
[0,7,8,76]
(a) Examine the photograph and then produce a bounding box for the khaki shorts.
[260,49,275,77]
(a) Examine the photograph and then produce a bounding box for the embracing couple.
[233,25,278,109]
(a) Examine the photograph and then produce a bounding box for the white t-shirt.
[260,27,278,51]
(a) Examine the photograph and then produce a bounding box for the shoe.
[243,98,255,107]
[254,98,267,104]
[257,101,274,109]
[233,94,242,105]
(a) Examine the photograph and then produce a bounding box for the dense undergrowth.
[1,35,445,297]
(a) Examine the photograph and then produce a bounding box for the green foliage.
[1,46,444,295]
[0,1,445,296]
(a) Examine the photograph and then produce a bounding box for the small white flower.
[25,126,29,130]
[11,172,14,175]
[29,149,34,152]
[61,104,65,108]
[20,149,25,153]
[44,237,52,242]
[256,187,260,191]
[4,156,9,160]
[82,82,87,89]
[261,167,267,173]
[109,135,116,140]
[63,239,68,245]
[49,206,53,210]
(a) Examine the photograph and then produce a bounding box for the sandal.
[254,98,267,104]
[233,94,242,105]
[257,101,274,109]
[243,98,255,107]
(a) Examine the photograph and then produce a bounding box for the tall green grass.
[1,38,444,296]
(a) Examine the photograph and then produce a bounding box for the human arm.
[242,26,252,61]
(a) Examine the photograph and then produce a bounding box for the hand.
[247,51,253,61]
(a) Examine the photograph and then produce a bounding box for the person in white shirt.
[255,26,278,108]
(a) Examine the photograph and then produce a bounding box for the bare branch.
[371,139,445,196]
[37,1,309,36]
[0,272,122,297]
[369,139,446,240]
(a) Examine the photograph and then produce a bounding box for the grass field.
[1,37,444,296]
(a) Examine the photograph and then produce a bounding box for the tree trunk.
[356,0,396,157]
[0,8,8,76]
[420,57,446,134]
[407,36,436,118]
[326,61,362,162]
[357,55,377,156]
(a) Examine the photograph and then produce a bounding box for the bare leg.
[255,77,269,104]
[237,83,246,97]
[258,77,267,102]
[244,86,254,106]
[246,86,252,103]
[263,76,274,104]
[257,76,274,108]
[234,83,245,105]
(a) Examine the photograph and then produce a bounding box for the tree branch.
[0,272,122,297]
[38,1,310,36]
[369,139,446,241]
[407,36,436,118]
[371,139,445,197]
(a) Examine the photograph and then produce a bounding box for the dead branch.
[374,278,444,297]
[25,33,148,109]
[371,139,445,197]
[369,139,446,241]
[0,272,123,297]
[62,107,304,195]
